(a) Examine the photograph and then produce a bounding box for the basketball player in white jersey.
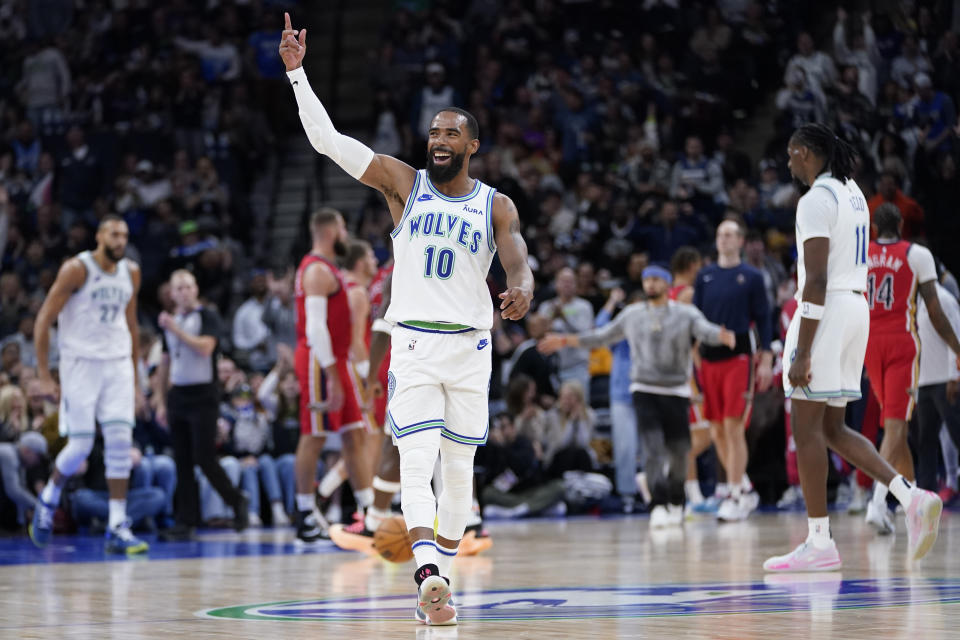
[30,215,148,555]
[281,15,534,625]
[764,123,941,572]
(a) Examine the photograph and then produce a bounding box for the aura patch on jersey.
[199,577,960,621]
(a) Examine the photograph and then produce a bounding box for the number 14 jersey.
[867,239,937,335]
[385,169,498,330]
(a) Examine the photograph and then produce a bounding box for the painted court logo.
[199,578,960,622]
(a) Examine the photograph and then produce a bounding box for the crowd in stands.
[1,0,960,533]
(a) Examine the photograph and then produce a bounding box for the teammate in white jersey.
[30,215,148,555]
[281,14,534,625]
[764,123,942,572]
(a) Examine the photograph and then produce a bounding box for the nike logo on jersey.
[417,194,434,202]
[477,338,489,350]
[292,81,298,86]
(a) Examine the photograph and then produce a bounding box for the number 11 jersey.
[385,169,498,330]
[794,173,869,300]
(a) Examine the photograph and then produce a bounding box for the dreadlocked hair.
[790,123,858,184]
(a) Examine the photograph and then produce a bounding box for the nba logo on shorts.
[408,339,417,350]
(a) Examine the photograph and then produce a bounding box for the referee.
[155,270,248,540]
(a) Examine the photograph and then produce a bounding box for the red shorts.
[864,332,919,423]
[295,345,367,436]
[688,371,707,428]
[700,355,753,424]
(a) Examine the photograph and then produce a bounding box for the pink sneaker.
[905,488,943,561]
[763,541,842,572]
[417,575,457,625]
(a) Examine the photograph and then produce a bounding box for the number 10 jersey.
[385,169,498,330]
[58,250,133,360]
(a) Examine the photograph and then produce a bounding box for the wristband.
[799,301,825,320]
[371,318,393,335]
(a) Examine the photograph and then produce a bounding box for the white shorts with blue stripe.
[386,321,491,446]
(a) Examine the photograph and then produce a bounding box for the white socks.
[872,481,889,506]
[354,487,374,511]
[437,542,458,577]
[41,481,62,506]
[318,462,347,498]
[412,539,438,569]
[108,499,126,530]
[296,493,314,512]
[807,516,832,549]
[887,475,913,506]
[364,506,392,532]
[685,479,704,504]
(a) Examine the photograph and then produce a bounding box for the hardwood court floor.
[2,511,960,639]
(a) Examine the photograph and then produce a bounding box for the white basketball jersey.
[386,170,497,330]
[794,174,869,298]
[58,251,133,360]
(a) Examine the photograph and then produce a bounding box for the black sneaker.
[295,509,330,545]
[233,492,251,532]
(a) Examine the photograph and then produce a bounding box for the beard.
[334,239,347,257]
[791,174,810,195]
[104,245,126,262]
[426,150,466,184]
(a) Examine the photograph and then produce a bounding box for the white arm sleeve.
[305,295,336,368]
[908,244,938,284]
[287,67,375,180]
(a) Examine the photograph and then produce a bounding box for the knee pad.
[103,423,133,480]
[437,439,476,541]
[396,430,441,530]
[54,432,96,477]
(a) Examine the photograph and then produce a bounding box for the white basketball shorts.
[59,355,135,436]
[386,324,492,446]
[783,291,868,407]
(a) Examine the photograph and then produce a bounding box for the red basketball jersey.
[867,240,920,335]
[668,283,691,301]
[295,253,351,359]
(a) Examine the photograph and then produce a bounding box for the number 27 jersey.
[867,239,937,335]
[385,169,498,330]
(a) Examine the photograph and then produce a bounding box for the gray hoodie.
[578,301,725,389]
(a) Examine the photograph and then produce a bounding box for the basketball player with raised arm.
[764,123,942,572]
[30,215,148,555]
[281,14,534,625]
[863,203,960,534]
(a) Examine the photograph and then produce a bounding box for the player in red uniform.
[292,207,367,545]
[864,204,960,533]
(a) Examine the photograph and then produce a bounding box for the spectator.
[17,40,71,132]
[232,269,272,372]
[58,126,104,231]
[914,72,957,154]
[476,412,565,519]
[776,67,826,132]
[669,136,725,214]
[262,266,297,351]
[540,380,596,477]
[0,431,47,525]
[538,267,595,399]
[0,344,22,386]
[0,385,29,443]
[833,8,879,105]
[221,383,286,527]
[784,31,838,96]
[174,31,241,83]
[257,345,299,517]
[505,314,557,401]
[891,34,932,89]
[868,172,925,239]
[643,200,703,264]
[11,120,42,177]
[743,231,787,313]
[505,374,548,455]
